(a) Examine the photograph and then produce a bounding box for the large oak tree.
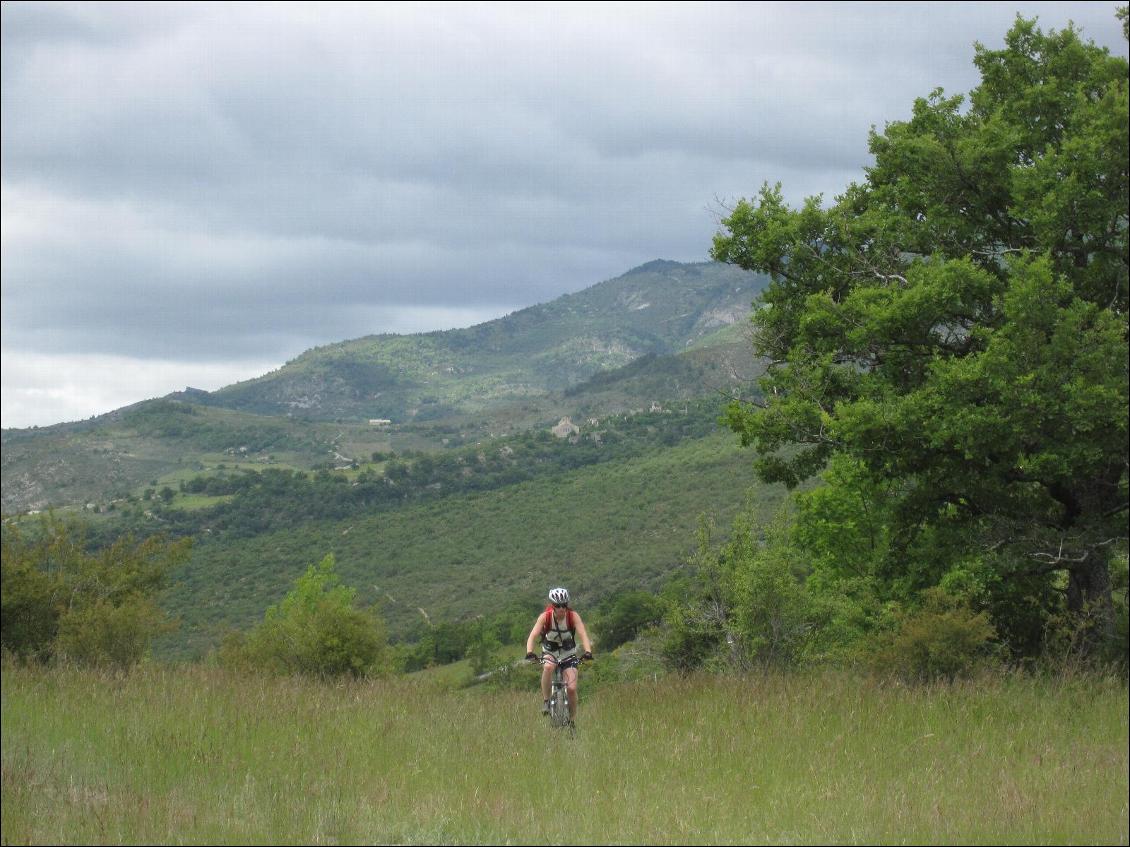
[712,15,1128,650]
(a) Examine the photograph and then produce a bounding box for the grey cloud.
[3,1,1127,371]
[2,193,644,360]
[0,2,195,58]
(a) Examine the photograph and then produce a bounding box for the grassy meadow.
[3,662,1126,845]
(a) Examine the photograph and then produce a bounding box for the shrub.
[0,549,61,662]
[479,657,541,692]
[235,554,389,678]
[869,588,998,682]
[595,590,665,652]
[0,519,188,668]
[1112,553,1130,674]
[467,615,503,676]
[661,602,726,673]
[55,597,174,669]
[660,508,824,673]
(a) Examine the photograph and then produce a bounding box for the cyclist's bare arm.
[525,617,543,657]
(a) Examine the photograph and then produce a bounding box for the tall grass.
[3,663,1126,844]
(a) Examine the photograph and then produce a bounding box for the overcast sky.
[2,2,1126,429]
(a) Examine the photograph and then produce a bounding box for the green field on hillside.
[0,402,380,514]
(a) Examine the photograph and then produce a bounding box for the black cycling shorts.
[541,653,579,670]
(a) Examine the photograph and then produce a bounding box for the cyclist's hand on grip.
[525,651,539,663]
[582,651,593,662]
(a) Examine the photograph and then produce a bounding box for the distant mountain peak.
[625,259,687,275]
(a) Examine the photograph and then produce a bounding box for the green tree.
[727,510,819,668]
[712,16,1128,655]
[660,520,731,673]
[1,519,189,668]
[1,536,63,661]
[661,509,828,672]
[239,554,388,678]
[596,590,666,652]
[467,615,502,676]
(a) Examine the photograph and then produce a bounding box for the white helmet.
[548,587,570,606]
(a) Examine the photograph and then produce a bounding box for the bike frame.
[543,655,583,730]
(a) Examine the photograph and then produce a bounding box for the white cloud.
[1,298,514,429]
[0,350,281,428]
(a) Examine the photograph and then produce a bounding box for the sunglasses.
[553,602,568,608]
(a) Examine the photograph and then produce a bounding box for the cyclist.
[525,587,593,721]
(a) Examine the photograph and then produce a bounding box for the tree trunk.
[1066,553,1115,656]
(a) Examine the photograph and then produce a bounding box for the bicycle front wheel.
[549,689,570,728]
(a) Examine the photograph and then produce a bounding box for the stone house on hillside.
[551,416,580,438]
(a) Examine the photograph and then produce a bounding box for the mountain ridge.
[2,260,767,513]
[190,260,766,422]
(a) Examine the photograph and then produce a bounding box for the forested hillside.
[159,428,778,659]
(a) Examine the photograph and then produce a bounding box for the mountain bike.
[542,654,588,733]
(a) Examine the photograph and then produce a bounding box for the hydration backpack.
[540,606,577,652]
